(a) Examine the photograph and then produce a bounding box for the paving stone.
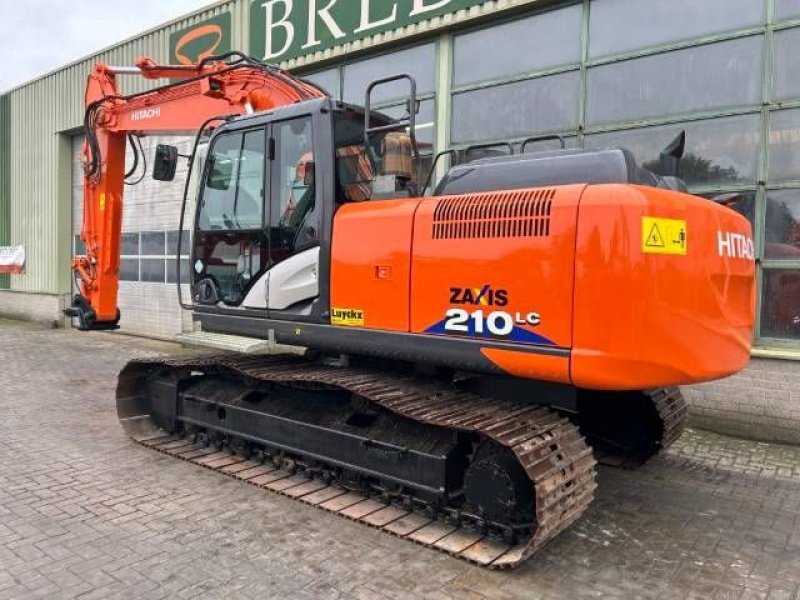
[0,319,799,598]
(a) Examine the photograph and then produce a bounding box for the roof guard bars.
[463,141,514,163]
[421,149,458,196]
[521,134,566,153]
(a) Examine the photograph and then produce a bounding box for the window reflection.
[379,99,436,147]
[301,68,340,99]
[343,45,435,105]
[141,232,165,255]
[587,37,763,125]
[167,258,191,285]
[773,27,800,101]
[760,269,800,341]
[451,71,580,144]
[140,258,166,283]
[121,233,139,256]
[700,192,756,231]
[589,0,764,58]
[776,0,800,20]
[769,108,800,182]
[587,115,760,187]
[765,190,800,260]
[198,130,266,231]
[167,230,190,257]
[120,259,139,282]
[453,5,581,87]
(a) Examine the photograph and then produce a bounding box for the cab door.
[265,115,322,317]
[192,126,270,309]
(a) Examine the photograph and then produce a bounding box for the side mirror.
[153,144,178,181]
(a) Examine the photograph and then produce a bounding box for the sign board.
[169,13,233,66]
[0,245,25,274]
[250,0,487,63]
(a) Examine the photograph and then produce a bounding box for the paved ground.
[1,319,799,600]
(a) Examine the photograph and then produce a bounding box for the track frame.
[118,353,598,568]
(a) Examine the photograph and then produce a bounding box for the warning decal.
[642,217,687,255]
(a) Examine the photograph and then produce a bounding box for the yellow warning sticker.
[642,216,687,255]
[99,193,106,212]
[331,307,365,327]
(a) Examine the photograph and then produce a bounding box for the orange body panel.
[480,348,571,384]
[570,184,754,389]
[410,185,582,348]
[330,199,418,331]
[329,184,755,391]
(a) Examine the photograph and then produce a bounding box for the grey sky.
[0,0,214,92]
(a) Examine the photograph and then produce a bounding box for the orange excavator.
[68,53,755,568]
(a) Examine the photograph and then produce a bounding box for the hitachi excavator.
[67,52,755,568]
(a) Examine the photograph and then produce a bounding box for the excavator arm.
[67,53,326,330]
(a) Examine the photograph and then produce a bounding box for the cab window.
[198,130,266,231]
[270,117,318,263]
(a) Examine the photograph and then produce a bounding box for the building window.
[297,41,441,194]
[452,70,580,145]
[765,191,800,260]
[302,68,340,99]
[379,99,436,147]
[167,258,191,284]
[116,230,191,284]
[772,27,800,101]
[119,258,139,282]
[586,114,761,189]
[760,269,800,341]
[141,231,166,255]
[775,0,800,21]
[140,258,166,283]
[436,0,796,348]
[342,44,436,106]
[719,192,757,232]
[121,233,139,256]
[586,36,764,126]
[452,4,581,88]
[768,108,800,183]
[588,0,763,59]
[167,230,190,256]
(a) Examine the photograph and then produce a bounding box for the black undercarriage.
[117,353,685,566]
[140,369,537,542]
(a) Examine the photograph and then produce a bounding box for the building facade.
[0,0,799,441]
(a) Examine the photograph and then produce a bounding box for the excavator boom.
[68,53,325,329]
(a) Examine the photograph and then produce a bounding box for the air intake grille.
[432,189,555,240]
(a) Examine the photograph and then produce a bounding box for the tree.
[642,152,739,185]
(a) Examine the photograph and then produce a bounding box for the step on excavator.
[67,53,755,568]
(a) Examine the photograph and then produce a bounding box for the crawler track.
[573,386,688,469]
[652,387,688,450]
[117,354,597,568]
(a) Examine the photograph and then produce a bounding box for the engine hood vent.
[432,188,554,240]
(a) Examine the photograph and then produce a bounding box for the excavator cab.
[185,73,422,323]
